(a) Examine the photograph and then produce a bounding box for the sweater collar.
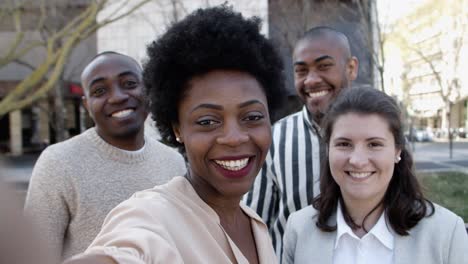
[85,127,150,164]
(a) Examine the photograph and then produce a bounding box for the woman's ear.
[395,148,402,163]
[172,123,183,143]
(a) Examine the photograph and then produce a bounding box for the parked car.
[406,128,433,142]
[416,129,433,142]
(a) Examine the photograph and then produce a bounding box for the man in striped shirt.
[245,26,359,257]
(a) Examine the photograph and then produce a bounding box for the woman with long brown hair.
[283,87,468,264]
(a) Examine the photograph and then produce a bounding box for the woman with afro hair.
[65,4,286,264]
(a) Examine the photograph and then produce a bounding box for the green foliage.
[418,171,468,222]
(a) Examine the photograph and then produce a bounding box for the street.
[411,141,468,172]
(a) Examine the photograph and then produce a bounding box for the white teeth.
[215,158,249,171]
[307,90,329,98]
[348,171,372,179]
[112,109,134,118]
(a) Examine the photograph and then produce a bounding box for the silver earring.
[395,156,401,163]
[176,137,181,143]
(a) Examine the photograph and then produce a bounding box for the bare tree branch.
[0,1,46,68]
[13,59,36,71]
[0,0,153,117]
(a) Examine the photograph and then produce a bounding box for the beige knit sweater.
[24,128,186,260]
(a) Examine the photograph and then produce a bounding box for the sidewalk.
[411,141,468,172]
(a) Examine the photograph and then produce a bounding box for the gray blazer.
[282,204,468,264]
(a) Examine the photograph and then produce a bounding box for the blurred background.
[0,0,467,224]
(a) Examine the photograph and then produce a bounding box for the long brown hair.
[312,87,434,235]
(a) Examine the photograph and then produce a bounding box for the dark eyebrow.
[88,71,140,89]
[238,99,266,109]
[293,61,307,67]
[314,55,334,63]
[293,55,334,67]
[332,136,386,142]
[118,71,140,78]
[88,77,106,89]
[191,103,223,113]
[367,137,386,141]
[191,100,266,113]
[332,137,350,141]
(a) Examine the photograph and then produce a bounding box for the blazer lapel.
[309,231,335,263]
[308,212,336,264]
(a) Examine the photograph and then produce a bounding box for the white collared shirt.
[333,203,394,264]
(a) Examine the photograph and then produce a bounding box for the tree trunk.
[53,80,69,142]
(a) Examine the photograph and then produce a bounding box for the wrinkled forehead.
[81,54,142,90]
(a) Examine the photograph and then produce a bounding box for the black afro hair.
[143,5,286,153]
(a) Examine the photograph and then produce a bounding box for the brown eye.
[196,119,219,126]
[369,142,383,148]
[318,63,332,71]
[294,67,307,76]
[334,141,351,147]
[243,114,264,121]
[92,87,106,97]
[123,80,138,89]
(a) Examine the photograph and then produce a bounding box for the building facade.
[0,1,97,155]
[99,0,376,121]
[386,0,468,136]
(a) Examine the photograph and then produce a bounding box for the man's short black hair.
[143,5,286,152]
[81,51,143,97]
[298,26,352,58]
[89,51,142,70]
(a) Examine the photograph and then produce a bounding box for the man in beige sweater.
[24,52,186,261]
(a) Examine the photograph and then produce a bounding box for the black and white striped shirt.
[244,106,322,258]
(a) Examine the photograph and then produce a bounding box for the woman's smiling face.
[173,70,271,200]
[329,113,401,206]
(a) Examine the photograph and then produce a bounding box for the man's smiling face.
[293,35,357,124]
[81,54,148,146]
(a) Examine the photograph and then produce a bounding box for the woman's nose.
[216,123,249,146]
[348,148,369,168]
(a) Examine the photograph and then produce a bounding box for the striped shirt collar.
[335,203,394,250]
[301,106,321,134]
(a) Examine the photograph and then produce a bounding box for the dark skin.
[293,32,358,125]
[66,71,267,264]
[222,212,258,264]
[81,53,148,151]
[173,70,271,263]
